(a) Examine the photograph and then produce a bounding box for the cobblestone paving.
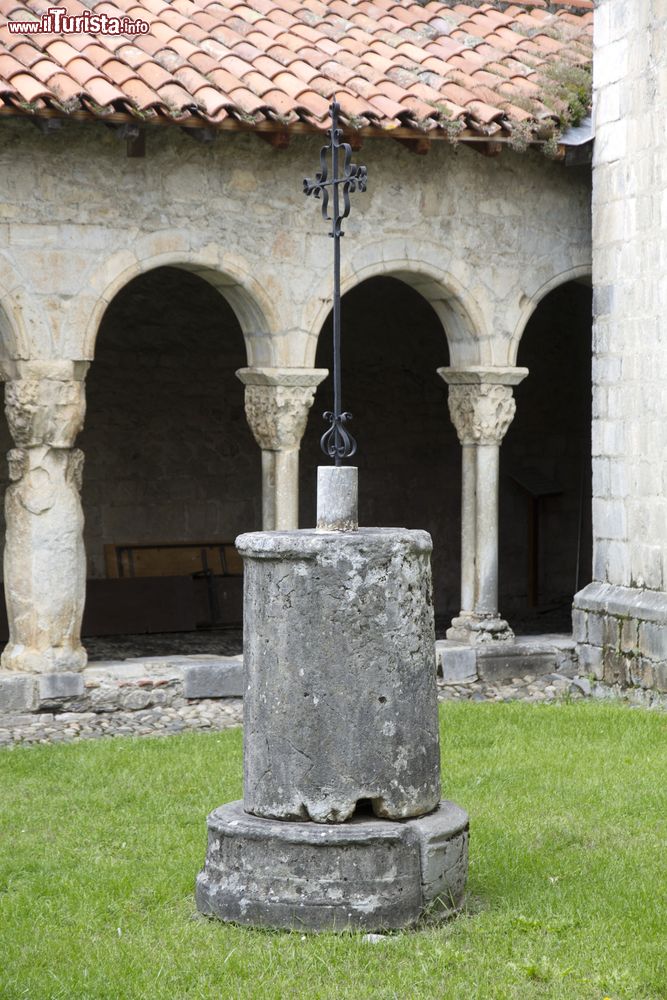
[0,699,242,748]
[437,672,667,710]
[2,614,666,749]
[1,674,665,749]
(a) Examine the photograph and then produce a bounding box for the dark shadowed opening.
[501,280,593,628]
[299,276,458,624]
[79,266,259,642]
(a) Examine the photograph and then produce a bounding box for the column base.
[196,799,469,933]
[1,642,87,674]
[446,613,515,645]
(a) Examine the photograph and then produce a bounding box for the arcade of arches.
[0,267,592,662]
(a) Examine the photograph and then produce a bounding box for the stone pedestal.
[1,363,88,673]
[197,467,468,931]
[196,800,469,932]
[438,367,528,645]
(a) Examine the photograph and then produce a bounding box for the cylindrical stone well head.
[236,527,441,824]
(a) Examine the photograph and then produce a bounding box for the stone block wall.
[573,583,667,692]
[573,0,667,689]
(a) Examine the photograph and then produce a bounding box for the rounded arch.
[74,245,278,365]
[509,264,592,363]
[301,241,487,368]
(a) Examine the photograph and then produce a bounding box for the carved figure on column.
[2,370,88,673]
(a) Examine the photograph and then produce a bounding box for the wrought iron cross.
[304,98,367,465]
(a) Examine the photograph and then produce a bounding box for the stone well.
[196,468,469,931]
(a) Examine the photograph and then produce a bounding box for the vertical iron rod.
[331,103,342,466]
[303,98,367,465]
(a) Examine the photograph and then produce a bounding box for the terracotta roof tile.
[100,57,138,86]
[119,75,161,107]
[0,0,592,141]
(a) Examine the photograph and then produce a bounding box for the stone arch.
[509,264,592,362]
[73,244,278,366]
[299,272,460,618]
[300,242,486,368]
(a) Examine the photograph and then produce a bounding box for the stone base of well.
[195,799,469,933]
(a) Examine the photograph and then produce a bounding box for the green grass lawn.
[1,702,665,1000]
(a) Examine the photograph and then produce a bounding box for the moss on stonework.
[539,61,593,130]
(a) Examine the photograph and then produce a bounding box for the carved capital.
[237,367,328,452]
[242,384,317,451]
[447,383,516,446]
[5,378,86,448]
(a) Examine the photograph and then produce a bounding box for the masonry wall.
[0,117,591,369]
[573,0,667,691]
[0,115,592,636]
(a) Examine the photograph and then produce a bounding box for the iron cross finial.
[304,98,368,464]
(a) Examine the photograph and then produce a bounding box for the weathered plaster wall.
[573,0,667,691]
[0,117,591,368]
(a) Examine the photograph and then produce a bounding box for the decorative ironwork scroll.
[304,98,367,465]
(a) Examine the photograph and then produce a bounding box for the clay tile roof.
[0,1,592,143]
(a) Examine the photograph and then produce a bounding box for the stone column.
[237,367,328,530]
[2,361,89,673]
[438,367,528,644]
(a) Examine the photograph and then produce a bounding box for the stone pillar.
[438,367,528,644]
[2,362,89,673]
[236,367,328,530]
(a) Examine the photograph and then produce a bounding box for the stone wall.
[0,117,591,369]
[0,114,592,647]
[573,0,667,691]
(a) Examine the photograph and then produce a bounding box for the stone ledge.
[436,635,575,686]
[574,582,667,622]
[0,673,38,713]
[0,655,246,715]
[183,657,243,698]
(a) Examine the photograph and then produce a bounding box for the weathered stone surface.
[316,465,358,532]
[571,608,587,644]
[475,642,557,684]
[37,672,84,702]
[0,672,37,712]
[410,802,470,909]
[236,367,328,531]
[576,642,604,680]
[195,799,468,932]
[436,642,477,685]
[2,373,87,674]
[238,527,440,823]
[183,657,243,698]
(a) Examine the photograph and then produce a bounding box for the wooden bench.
[104,542,243,581]
[81,542,244,637]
